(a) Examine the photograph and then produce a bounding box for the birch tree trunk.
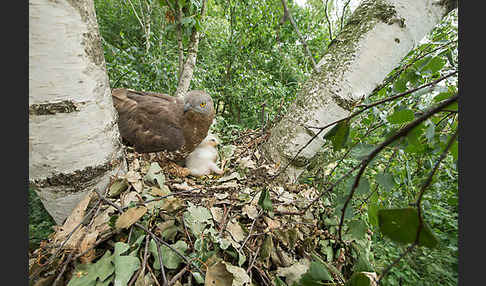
[262,0,457,183]
[29,0,126,224]
[174,0,208,97]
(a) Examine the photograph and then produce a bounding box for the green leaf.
[423,56,446,74]
[415,56,434,72]
[149,239,188,270]
[444,101,458,111]
[393,77,408,93]
[450,140,458,161]
[274,276,288,286]
[377,208,439,248]
[353,253,374,273]
[260,235,274,260]
[183,202,213,236]
[324,121,350,151]
[347,220,368,241]
[433,91,453,102]
[344,176,370,196]
[350,144,376,160]
[307,261,332,281]
[113,242,140,286]
[95,250,115,282]
[180,16,194,26]
[405,124,426,153]
[445,49,455,67]
[351,241,374,273]
[345,272,372,286]
[367,193,379,228]
[387,109,415,124]
[67,263,98,286]
[109,178,129,198]
[144,162,166,189]
[67,251,115,286]
[425,122,435,143]
[162,240,188,269]
[299,260,332,285]
[375,172,395,192]
[258,188,273,212]
[335,202,354,220]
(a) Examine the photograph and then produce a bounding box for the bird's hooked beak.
[183,102,191,113]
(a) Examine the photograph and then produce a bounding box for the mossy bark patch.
[66,0,106,67]
[29,100,81,115]
[30,157,123,193]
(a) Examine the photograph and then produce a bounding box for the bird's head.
[183,90,215,115]
[201,134,219,147]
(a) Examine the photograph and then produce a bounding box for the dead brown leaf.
[115,206,148,230]
[79,229,99,263]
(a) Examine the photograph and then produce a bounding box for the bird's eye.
[200,102,206,108]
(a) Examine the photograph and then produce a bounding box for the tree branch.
[337,94,458,241]
[377,129,458,284]
[324,0,333,41]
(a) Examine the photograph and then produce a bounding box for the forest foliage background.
[29,0,458,285]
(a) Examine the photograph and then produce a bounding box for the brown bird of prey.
[112,88,215,157]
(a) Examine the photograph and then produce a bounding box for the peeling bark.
[29,0,126,224]
[262,0,456,183]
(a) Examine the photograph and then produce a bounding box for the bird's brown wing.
[112,88,185,153]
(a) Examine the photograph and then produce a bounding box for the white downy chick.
[185,134,223,177]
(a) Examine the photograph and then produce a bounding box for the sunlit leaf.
[387,109,414,124]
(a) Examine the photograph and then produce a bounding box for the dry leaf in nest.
[165,161,191,177]
[264,217,281,231]
[242,204,259,220]
[276,258,311,285]
[115,206,148,230]
[205,260,233,286]
[92,206,116,235]
[205,260,250,286]
[172,182,198,192]
[52,191,97,250]
[129,157,140,171]
[123,170,143,192]
[79,229,99,263]
[210,207,224,224]
[226,219,246,243]
[121,191,143,208]
[210,181,239,190]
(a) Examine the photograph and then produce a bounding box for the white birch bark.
[262,0,456,183]
[174,0,208,97]
[29,0,126,224]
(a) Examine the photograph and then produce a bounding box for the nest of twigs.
[28,129,369,286]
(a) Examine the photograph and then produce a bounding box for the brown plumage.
[112,88,215,156]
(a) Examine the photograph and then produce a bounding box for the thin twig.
[281,0,319,73]
[128,235,150,286]
[324,0,333,41]
[151,231,168,286]
[168,266,189,286]
[340,0,351,31]
[239,210,263,252]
